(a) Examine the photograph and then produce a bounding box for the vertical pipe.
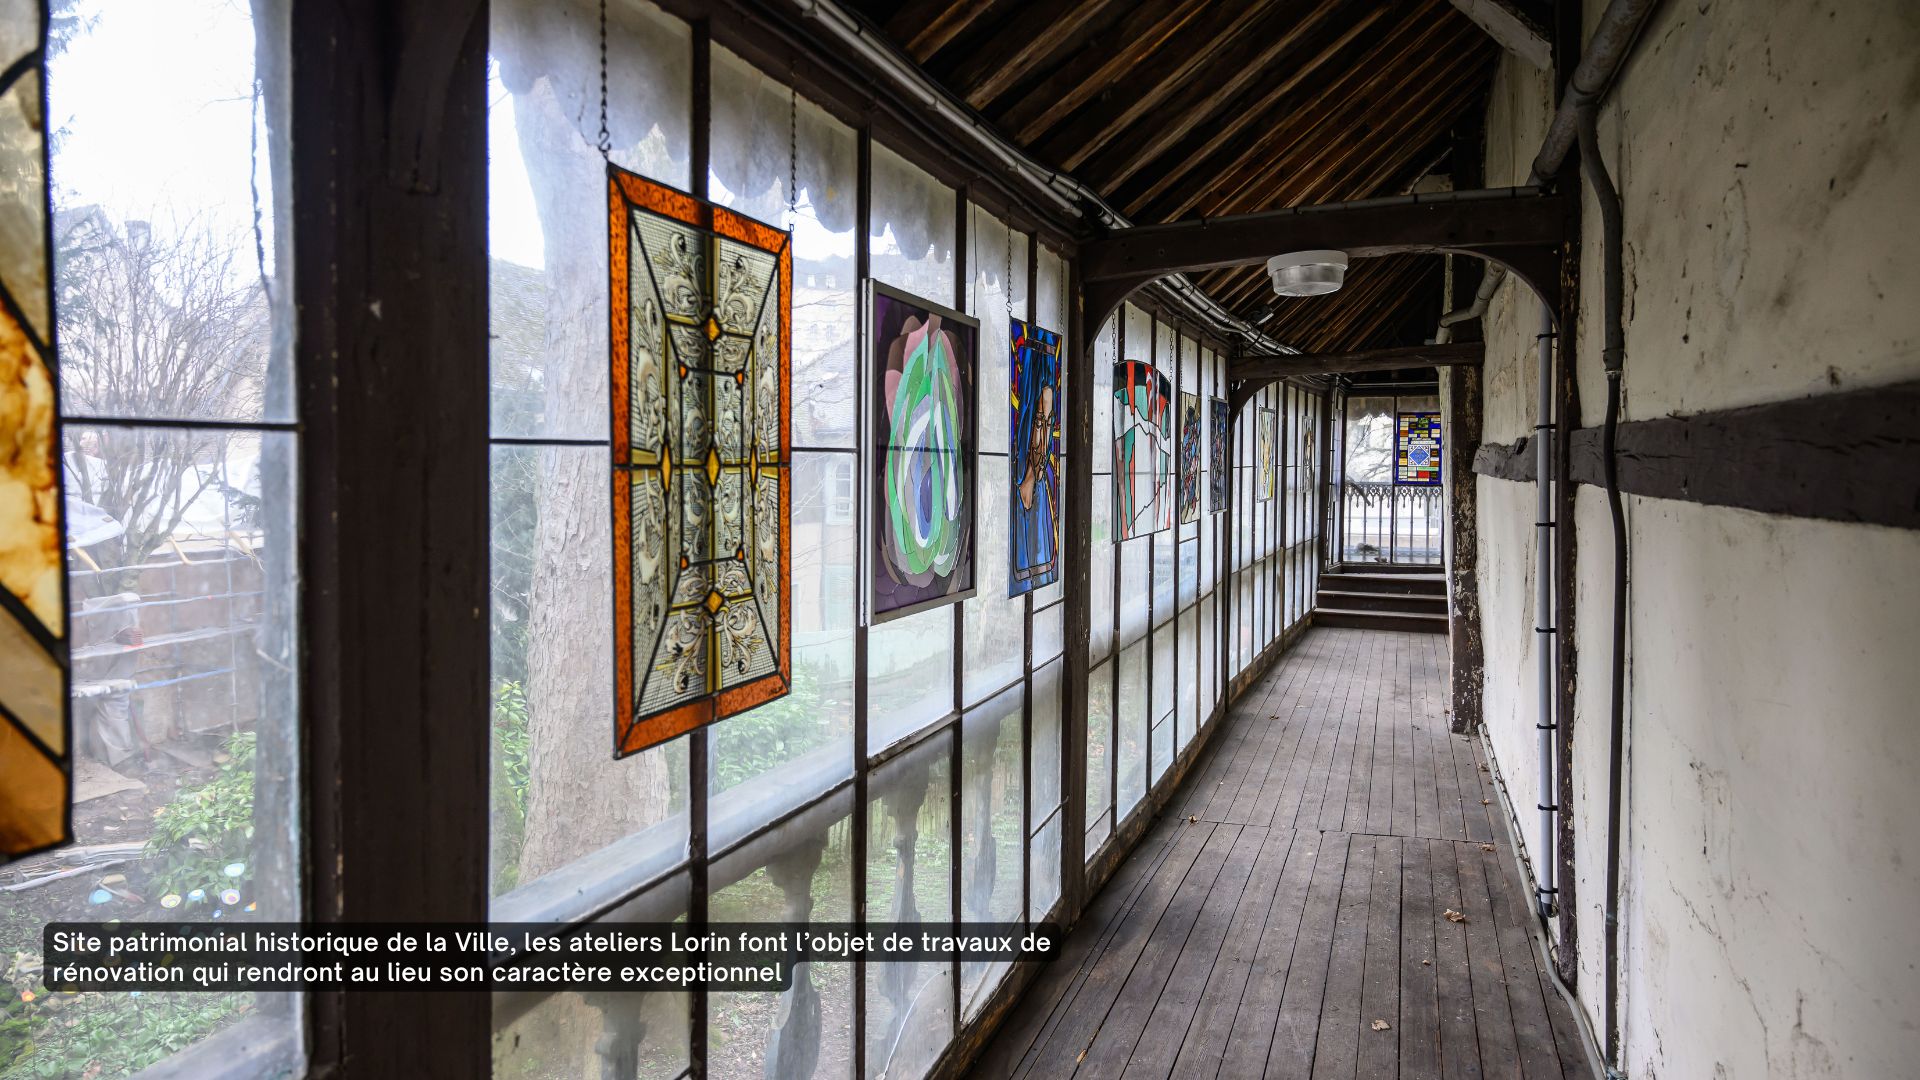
[1533,300,1558,919]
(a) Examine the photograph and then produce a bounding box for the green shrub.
[145,731,257,899]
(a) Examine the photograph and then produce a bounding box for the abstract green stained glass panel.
[609,165,792,758]
[0,0,69,860]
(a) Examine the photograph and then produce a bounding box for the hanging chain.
[596,0,612,159]
[1004,221,1013,326]
[787,62,799,229]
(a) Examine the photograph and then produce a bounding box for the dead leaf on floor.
[1371,1019,1392,1031]
[1480,843,1496,852]
[1444,909,1467,923]
[1188,816,1198,824]
[1478,763,1489,772]
[1421,958,1432,966]
[1480,799,1491,806]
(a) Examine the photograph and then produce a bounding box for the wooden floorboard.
[965,627,1593,1080]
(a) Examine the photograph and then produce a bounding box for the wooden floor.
[968,628,1592,1080]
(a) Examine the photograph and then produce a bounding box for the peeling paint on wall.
[1474,1,1920,1074]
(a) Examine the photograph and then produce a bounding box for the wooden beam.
[1471,380,1920,530]
[1449,0,1550,71]
[1079,189,1569,332]
[1231,342,1482,381]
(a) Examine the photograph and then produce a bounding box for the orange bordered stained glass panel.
[0,2,70,862]
[609,164,792,758]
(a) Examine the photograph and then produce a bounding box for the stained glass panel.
[1255,406,1276,502]
[1008,317,1061,595]
[1177,391,1201,525]
[609,165,791,757]
[1112,359,1171,540]
[0,0,66,860]
[1396,410,1443,486]
[1208,397,1229,513]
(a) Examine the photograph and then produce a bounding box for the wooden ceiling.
[842,0,1502,356]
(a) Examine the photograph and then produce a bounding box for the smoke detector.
[1265,250,1348,297]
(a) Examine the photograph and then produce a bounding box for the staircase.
[1314,567,1448,634]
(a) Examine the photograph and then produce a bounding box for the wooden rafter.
[1075,0,1351,192]
[993,0,1210,143]
[948,0,1127,109]
[1034,1,1272,170]
[886,0,1000,63]
[1117,4,1394,214]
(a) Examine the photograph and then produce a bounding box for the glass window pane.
[1031,658,1063,815]
[1092,314,1115,474]
[1090,471,1114,662]
[1032,600,1062,665]
[35,426,300,1074]
[964,455,1021,703]
[866,737,954,1080]
[47,0,292,424]
[1177,608,1198,752]
[709,452,856,852]
[1151,715,1172,785]
[869,143,953,308]
[1199,593,1216,723]
[969,207,1023,456]
[869,605,954,753]
[1116,640,1146,817]
[1085,658,1112,855]
[960,684,1022,1016]
[495,874,691,1079]
[1152,625,1174,727]
[709,47,858,450]
[1153,530,1175,626]
[489,0,691,439]
[710,805,853,1080]
[489,444,690,902]
[1118,534,1149,646]
[1030,810,1062,920]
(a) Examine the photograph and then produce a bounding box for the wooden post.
[1446,361,1484,735]
[292,0,491,1073]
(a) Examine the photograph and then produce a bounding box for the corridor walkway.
[969,628,1591,1079]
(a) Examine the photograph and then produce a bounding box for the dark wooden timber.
[1548,0,1583,987]
[1446,360,1485,735]
[1077,188,1570,334]
[293,0,491,1074]
[1231,342,1484,382]
[1471,379,1920,530]
[964,628,1590,1079]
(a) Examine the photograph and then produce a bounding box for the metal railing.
[1339,481,1444,566]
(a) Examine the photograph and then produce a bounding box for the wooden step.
[1315,589,1447,615]
[1311,607,1450,634]
[1317,571,1446,597]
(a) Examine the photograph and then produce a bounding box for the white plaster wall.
[1472,2,1920,1075]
